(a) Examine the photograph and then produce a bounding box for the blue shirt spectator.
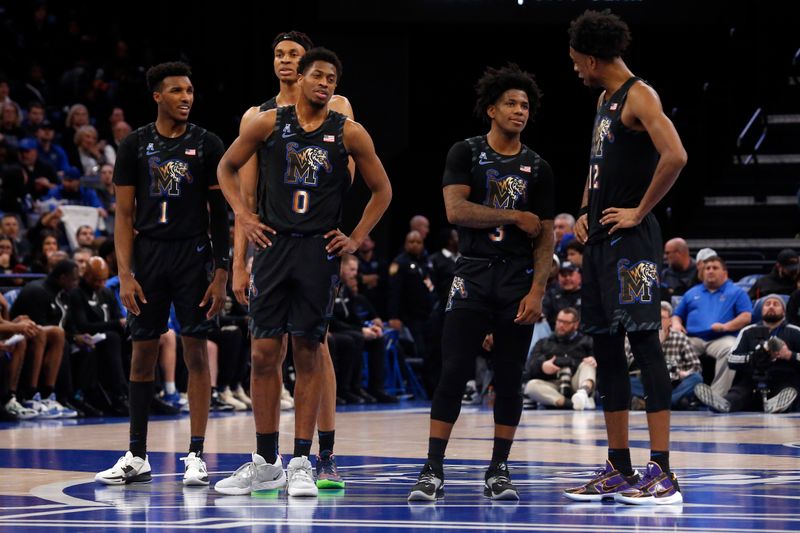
[44,169,102,208]
[674,272,753,341]
[35,121,71,176]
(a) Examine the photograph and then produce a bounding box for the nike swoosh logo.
[478,160,494,165]
[146,150,158,155]
[598,480,625,492]
[197,244,207,252]
[610,236,623,247]
[327,254,337,261]
[525,268,534,274]
[282,132,296,138]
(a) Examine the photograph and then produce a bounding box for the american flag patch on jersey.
[185,148,196,155]
[520,165,531,173]
[323,135,335,142]
[610,103,618,111]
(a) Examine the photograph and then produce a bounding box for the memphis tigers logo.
[484,169,527,209]
[284,142,332,187]
[148,156,192,196]
[592,116,614,158]
[445,276,467,312]
[617,259,659,304]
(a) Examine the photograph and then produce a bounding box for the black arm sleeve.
[529,158,556,221]
[205,133,229,271]
[208,188,231,271]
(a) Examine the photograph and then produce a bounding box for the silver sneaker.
[214,453,286,495]
[765,387,798,414]
[693,383,730,413]
[287,456,318,497]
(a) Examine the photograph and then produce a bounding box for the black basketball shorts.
[249,234,340,342]
[444,255,533,321]
[128,234,214,341]
[581,214,663,335]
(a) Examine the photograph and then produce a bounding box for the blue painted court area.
[1,450,800,531]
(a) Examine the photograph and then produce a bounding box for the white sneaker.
[23,392,60,419]
[571,389,589,411]
[219,387,248,411]
[181,452,209,486]
[280,385,294,411]
[287,456,318,497]
[214,453,286,495]
[42,393,78,418]
[232,385,252,409]
[765,387,798,414]
[4,395,38,419]
[95,451,152,485]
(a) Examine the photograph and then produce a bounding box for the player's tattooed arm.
[327,119,392,256]
[443,185,539,234]
[218,109,278,250]
[515,219,554,325]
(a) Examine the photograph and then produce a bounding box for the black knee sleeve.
[490,322,531,427]
[593,333,631,412]
[430,310,490,424]
[628,330,671,412]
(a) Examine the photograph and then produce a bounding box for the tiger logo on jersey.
[617,259,659,304]
[592,116,614,158]
[148,156,193,197]
[484,169,527,210]
[445,276,467,312]
[284,142,332,187]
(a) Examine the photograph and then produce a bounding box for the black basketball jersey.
[257,105,350,234]
[586,77,659,244]
[113,123,225,240]
[442,136,555,260]
[260,97,277,112]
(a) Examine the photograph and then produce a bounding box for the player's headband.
[272,32,314,52]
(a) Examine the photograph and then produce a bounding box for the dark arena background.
[1,0,799,531]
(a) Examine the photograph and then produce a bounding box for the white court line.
[29,477,107,508]
[0,517,798,532]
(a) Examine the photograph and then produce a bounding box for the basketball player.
[215,47,391,497]
[231,31,354,490]
[562,10,687,505]
[408,64,555,501]
[96,62,230,486]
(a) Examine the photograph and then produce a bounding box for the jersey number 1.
[159,201,168,224]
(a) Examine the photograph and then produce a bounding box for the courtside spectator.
[749,249,799,300]
[662,237,697,299]
[543,261,582,329]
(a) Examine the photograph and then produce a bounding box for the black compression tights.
[593,330,671,413]
[431,309,533,426]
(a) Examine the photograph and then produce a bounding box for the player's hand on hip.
[201,273,227,319]
[575,214,589,244]
[120,273,146,316]
[238,211,275,249]
[515,292,542,325]
[600,207,642,235]
[515,211,541,237]
[232,265,250,306]
[324,229,358,256]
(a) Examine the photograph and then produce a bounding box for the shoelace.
[418,466,440,486]
[229,462,255,480]
[628,470,657,491]
[318,458,336,476]
[180,455,205,470]
[291,466,313,483]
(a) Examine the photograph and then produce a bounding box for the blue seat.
[736,274,763,291]
[751,294,790,323]
[363,329,427,400]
